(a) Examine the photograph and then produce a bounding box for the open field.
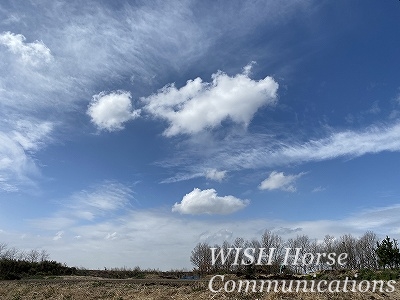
[0,277,400,300]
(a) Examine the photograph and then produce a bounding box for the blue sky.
[1,0,400,270]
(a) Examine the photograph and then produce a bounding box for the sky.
[1,0,400,270]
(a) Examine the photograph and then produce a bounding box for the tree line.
[190,231,400,275]
[0,242,75,280]
[0,242,148,280]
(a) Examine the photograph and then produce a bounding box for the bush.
[358,268,400,280]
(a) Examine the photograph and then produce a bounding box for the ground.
[0,277,399,300]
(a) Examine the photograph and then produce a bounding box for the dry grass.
[0,278,399,300]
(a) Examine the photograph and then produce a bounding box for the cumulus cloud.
[172,188,249,215]
[259,171,305,192]
[0,31,53,67]
[205,169,227,181]
[143,64,278,136]
[87,91,140,132]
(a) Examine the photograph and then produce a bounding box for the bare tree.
[40,249,50,262]
[3,247,19,260]
[210,244,222,273]
[308,239,322,273]
[320,235,336,270]
[285,235,313,273]
[260,230,284,273]
[0,243,7,259]
[220,240,234,273]
[189,230,381,276]
[232,237,245,272]
[357,231,378,269]
[190,242,212,275]
[26,249,41,263]
[336,234,358,270]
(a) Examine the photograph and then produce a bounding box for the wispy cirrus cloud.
[160,167,228,184]
[0,118,53,192]
[30,181,134,229]
[0,1,210,113]
[237,122,400,168]
[160,121,400,182]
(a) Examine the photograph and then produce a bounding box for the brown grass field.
[0,277,399,300]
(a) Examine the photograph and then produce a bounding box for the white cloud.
[259,171,305,192]
[205,169,227,181]
[53,231,64,241]
[160,168,227,184]
[280,123,400,162]
[87,91,140,132]
[0,132,39,192]
[143,64,278,136]
[0,119,53,192]
[0,31,53,67]
[172,188,249,215]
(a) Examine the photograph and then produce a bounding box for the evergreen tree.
[376,236,400,269]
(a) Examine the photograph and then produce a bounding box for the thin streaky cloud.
[29,181,134,229]
[160,121,400,180]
